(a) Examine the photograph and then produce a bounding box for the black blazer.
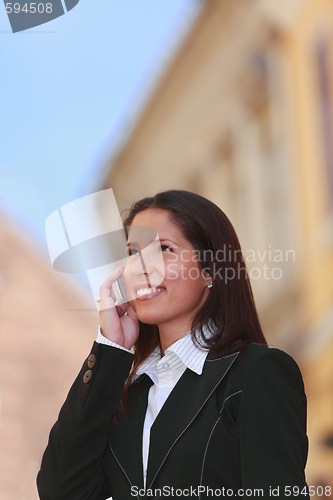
[37,342,309,500]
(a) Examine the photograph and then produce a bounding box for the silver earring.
[207,281,213,289]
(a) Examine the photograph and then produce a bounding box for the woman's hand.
[98,266,139,350]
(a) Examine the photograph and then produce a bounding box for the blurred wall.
[103,0,333,492]
[0,218,98,499]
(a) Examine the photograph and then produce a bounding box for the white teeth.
[136,287,164,297]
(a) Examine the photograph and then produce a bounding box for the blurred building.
[102,0,333,491]
[0,217,98,499]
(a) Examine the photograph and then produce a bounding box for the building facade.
[103,0,333,490]
[0,218,98,499]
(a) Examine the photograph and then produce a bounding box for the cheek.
[122,268,135,302]
[182,260,202,281]
[164,262,180,281]
[153,258,167,282]
[123,265,132,286]
[123,264,139,293]
[183,263,208,294]
[164,254,187,281]
[164,258,204,288]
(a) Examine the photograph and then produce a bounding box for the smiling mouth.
[136,287,166,298]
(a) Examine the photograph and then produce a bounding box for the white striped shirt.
[96,327,211,488]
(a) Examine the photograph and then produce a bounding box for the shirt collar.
[135,325,213,378]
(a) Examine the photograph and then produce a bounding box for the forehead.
[129,208,194,250]
[131,209,178,234]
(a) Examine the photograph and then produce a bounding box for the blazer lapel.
[108,374,153,491]
[146,351,239,489]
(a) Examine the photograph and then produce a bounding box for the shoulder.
[235,345,307,423]
[241,344,305,392]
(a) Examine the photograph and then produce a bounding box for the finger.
[125,304,139,321]
[98,266,126,311]
[100,265,125,289]
[116,303,128,316]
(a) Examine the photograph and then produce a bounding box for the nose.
[131,252,154,278]
[126,241,166,286]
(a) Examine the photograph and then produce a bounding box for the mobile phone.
[111,275,129,304]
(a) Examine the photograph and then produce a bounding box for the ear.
[202,268,213,288]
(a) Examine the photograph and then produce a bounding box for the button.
[162,363,170,370]
[83,370,93,384]
[87,354,96,369]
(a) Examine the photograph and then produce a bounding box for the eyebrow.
[159,238,178,245]
[126,238,178,247]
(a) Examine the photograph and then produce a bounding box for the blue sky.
[0,0,200,255]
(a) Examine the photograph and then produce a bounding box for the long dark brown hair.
[118,190,267,413]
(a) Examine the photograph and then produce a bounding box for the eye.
[127,247,140,257]
[160,245,173,252]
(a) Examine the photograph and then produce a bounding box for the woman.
[37,190,309,500]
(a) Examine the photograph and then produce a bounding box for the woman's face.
[123,208,210,336]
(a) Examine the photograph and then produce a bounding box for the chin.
[136,312,161,325]
[134,307,163,326]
